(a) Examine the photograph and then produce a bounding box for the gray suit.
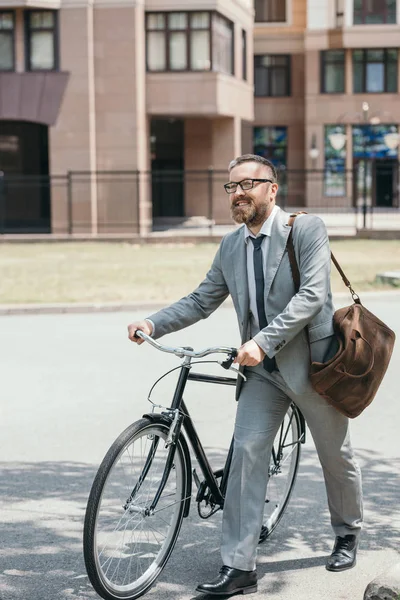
[148,207,363,570]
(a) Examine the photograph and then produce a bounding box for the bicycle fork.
[124,410,185,516]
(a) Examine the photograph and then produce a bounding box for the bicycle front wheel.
[259,403,302,542]
[83,418,188,600]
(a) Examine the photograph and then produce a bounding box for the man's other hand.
[234,340,265,367]
[127,320,153,344]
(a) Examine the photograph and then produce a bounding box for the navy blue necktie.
[250,235,277,373]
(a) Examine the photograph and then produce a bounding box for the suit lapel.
[264,208,291,300]
[232,226,249,325]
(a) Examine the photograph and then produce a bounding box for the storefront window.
[325,125,346,196]
[253,126,288,168]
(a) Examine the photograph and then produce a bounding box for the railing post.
[67,170,73,235]
[351,167,358,232]
[208,166,214,235]
[135,169,140,235]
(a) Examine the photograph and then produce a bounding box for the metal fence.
[0,167,399,235]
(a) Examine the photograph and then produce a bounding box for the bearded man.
[128,154,363,596]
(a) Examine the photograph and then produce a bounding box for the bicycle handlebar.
[135,330,238,363]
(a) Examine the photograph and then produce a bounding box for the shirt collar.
[244,204,279,243]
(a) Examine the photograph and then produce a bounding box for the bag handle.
[287,213,361,305]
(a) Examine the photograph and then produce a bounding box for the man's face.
[228,162,278,227]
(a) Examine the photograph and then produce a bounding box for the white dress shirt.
[244,204,279,338]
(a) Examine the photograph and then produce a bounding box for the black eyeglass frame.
[224,178,274,194]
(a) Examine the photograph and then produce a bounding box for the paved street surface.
[1,293,399,600]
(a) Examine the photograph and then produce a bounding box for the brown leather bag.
[287,214,396,418]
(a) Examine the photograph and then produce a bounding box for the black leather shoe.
[326,535,358,572]
[196,565,257,596]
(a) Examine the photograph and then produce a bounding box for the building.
[0,0,399,234]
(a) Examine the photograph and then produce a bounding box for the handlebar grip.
[220,348,238,370]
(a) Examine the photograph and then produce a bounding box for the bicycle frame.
[142,356,238,515]
[140,349,306,519]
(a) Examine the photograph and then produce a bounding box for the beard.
[230,197,269,227]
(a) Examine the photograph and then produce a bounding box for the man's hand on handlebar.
[234,339,265,367]
[127,320,153,345]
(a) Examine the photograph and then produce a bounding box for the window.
[321,50,345,93]
[25,10,58,71]
[354,0,396,24]
[352,123,399,158]
[353,49,398,93]
[212,13,234,75]
[254,126,288,168]
[146,11,234,74]
[255,0,286,22]
[0,12,15,71]
[242,30,247,81]
[325,125,346,196]
[0,135,20,171]
[254,55,291,97]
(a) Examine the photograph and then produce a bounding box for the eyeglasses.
[224,178,274,194]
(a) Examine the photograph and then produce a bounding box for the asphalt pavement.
[1,293,399,600]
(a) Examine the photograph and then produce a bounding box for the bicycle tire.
[259,403,302,543]
[84,418,188,600]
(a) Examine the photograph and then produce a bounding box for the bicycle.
[83,331,306,600]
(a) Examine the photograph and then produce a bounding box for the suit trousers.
[221,366,363,571]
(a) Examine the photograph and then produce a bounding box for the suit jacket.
[148,207,336,398]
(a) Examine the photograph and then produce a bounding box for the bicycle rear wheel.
[84,418,188,600]
[259,404,302,542]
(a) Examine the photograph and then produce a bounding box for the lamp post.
[361,102,369,230]
[309,133,320,169]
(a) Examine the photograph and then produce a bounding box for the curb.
[0,301,168,316]
[1,290,400,316]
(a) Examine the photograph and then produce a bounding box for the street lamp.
[309,134,320,169]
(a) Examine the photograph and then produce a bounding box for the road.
[0,293,399,600]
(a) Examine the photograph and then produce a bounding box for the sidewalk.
[1,210,400,243]
[1,290,400,316]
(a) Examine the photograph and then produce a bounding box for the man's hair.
[228,154,277,183]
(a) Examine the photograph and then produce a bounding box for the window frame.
[24,9,59,72]
[320,50,346,94]
[254,0,288,24]
[353,0,397,25]
[335,0,345,27]
[145,10,234,74]
[242,29,247,81]
[352,48,398,93]
[0,10,16,72]
[254,54,291,97]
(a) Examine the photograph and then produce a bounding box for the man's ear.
[271,182,279,198]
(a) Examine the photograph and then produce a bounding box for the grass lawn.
[0,240,399,305]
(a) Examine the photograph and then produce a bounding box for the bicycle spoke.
[84,420,186,598]
[260,405,302,542]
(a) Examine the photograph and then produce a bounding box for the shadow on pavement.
[0,445,399,600]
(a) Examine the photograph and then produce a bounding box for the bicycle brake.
[220,349,237,370]
[165,409,181,448]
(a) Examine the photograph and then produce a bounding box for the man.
[128,154,363,597]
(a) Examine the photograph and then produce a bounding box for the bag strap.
[287,213,361,305]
